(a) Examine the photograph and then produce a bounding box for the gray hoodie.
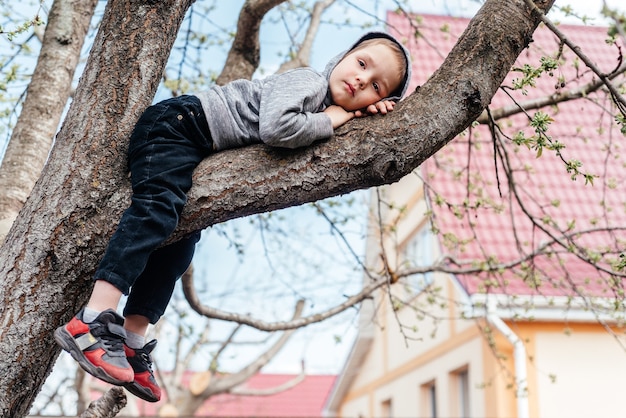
[196,32,411,151]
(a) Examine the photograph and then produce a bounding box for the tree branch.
[524,0,626,113]
[216,0,288,85]
[476,61,626,123]
[398,226,626,279]
[182,267,387,331]
[0,0,97,244]
[276,0,336,73]
[78,387,126,418]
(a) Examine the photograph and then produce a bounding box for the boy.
[54,32,411,402]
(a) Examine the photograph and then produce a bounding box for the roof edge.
[466,293,624,323]
[323,298,375,416]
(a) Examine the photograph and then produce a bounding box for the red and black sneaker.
[124,339,161,402]
[54,309,134,385]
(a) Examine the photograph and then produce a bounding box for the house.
[83,373,336,417]
[324,11,626,418]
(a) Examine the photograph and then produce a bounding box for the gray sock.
[83,307,101,323]
[125,330,146,349]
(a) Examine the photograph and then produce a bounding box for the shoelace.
[140,351,154,372]
[92,323,126,356]
[101,337,125,355]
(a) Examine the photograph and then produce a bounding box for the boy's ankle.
[125,330,146,349]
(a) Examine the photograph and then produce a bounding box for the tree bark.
[0,0,97,244]
[78,388,126,418]
[0,0,554,416]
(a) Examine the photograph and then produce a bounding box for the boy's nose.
[355,76,367,89]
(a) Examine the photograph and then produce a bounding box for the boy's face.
[329,43,402,111]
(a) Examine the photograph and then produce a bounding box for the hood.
[323,31,412,104]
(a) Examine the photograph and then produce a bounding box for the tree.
[0,0,583,416]
[0,0,97,245]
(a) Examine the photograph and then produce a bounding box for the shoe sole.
[54,326,130,386]
[123,381,160,403]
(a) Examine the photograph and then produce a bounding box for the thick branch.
[173,0,554,239]
[215,0,288,85]
[78,388,126,418]
[0,0,97,244]
[0,1,194,416]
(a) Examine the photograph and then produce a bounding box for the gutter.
[486,301,529,418]
[470,293,621,323]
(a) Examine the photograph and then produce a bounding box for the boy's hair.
[347,38,407,91]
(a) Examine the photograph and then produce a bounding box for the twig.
[476,60,626,123]
[524,0,626,114]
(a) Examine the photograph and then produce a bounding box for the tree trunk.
[0,0,97,244]
[0,0,554,416]
[0,0,193,416]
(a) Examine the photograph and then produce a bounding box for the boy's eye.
[373,82,380,92]
[358,59,365,68]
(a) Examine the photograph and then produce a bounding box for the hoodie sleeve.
[258,68,334,149]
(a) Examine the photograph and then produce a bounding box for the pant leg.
[94,95,212,295]
[123,231,201,323]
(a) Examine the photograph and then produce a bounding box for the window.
[421,380,437,418]
[401,225,434,293]
[381,398,393,418]
[451,368,470,417]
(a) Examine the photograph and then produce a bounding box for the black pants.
[94,95,212,324]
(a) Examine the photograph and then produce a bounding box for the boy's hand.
[354,100,396,118]
[324,105,355,129]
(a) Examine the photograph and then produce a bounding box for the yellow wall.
[338,305,626,418]
[515,322,626,418]
[339,274,492,418]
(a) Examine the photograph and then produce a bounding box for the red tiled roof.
[388,12,626,298]
[195,374,336,417]
[125,373,336,417]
